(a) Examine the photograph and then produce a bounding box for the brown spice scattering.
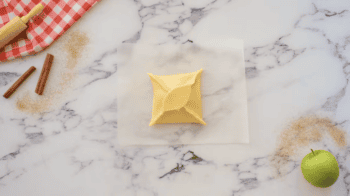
[64,31,89,70]
[16,91,51,114]
[269,116,347,179]
[16,30,89,114]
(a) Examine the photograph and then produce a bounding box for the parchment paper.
[116,39,249,146]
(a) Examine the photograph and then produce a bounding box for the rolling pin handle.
[21,3,44,24]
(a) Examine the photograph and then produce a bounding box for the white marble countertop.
[1,0,350,195]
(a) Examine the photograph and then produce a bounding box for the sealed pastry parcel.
[116,39,249,146]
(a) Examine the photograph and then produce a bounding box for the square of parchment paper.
[116,39,249,146]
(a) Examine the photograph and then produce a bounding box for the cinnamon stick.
[35,53,54,95]
[3,66,36,99]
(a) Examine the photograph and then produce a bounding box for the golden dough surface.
[148,69,206,126]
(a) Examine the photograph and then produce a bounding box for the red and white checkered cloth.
[0,0,100,62]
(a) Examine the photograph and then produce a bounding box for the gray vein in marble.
[26,132,44,144]
[127,0,232,44]
[81,0,234,90]
[59,101,83,131]
[123,30,142,43]
[245,67,258,79]
[244,36,307,72]
[187,8,209,26]
[293,3,350,114]
[13,168,27,180]
[71,157,94,174]
[322,87,346,112]
[331,146,350,195]
[202,80,234,98]
[8,118,46,144]
[244,2,349,82]
[78,49,118,88]
[0,171,12,181]
[244,2,350,116]
[114,150,133,170]
[224,156,294,195]
[0,72,20,87]
[0,150,20,161]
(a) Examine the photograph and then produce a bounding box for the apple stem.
[311,149,315,156]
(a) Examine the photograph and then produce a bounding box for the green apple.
[301,149,339,188]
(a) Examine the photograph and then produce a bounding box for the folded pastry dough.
[147,69,206,126]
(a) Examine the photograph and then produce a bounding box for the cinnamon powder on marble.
[270,116,347,179]
[64,31,89,70]
[59,31,89,90]
[16,30,89,114]
[16,91,52,114]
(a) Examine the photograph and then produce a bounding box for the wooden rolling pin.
[0,3,44,50]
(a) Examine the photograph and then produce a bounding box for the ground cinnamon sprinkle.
[15,30,90,114]
[16,91,51,114]
[270,116,347,179]
[64,31,89,70]
[59,31,89,89]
